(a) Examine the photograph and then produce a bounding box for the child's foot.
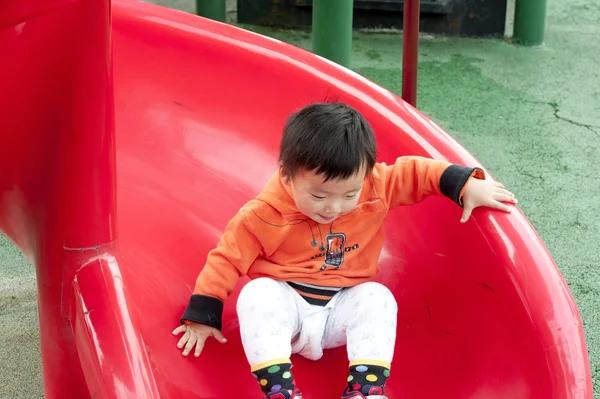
[341,387,387,398]
[264,387,302,399]
[265,388,302,399]
[253,361,300,399]
[344,362,390,398]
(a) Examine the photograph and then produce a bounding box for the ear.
[279,162,291,185]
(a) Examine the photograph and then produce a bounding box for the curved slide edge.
[70,247,161,398]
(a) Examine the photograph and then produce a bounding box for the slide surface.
[0,0,592,398]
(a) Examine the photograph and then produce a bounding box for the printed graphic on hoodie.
[313,229,360,271]
[324,232,346,269]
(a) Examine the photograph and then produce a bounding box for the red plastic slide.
[0,0,593,397]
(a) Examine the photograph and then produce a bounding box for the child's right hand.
[172,322,227,357]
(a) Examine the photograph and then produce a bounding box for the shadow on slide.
[0,0,592,397]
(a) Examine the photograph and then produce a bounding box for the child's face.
[285,167,365,224]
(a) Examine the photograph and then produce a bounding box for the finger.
[494,193,518,204]
[495,187,515,198]
[493,181,505,188]
[194,336,206,357]
[177,330,190,349]
[460,205,474,223]
[489,200,512,212]
[172,325,187,336]
[182,334,198,356]
[212,329,228,343]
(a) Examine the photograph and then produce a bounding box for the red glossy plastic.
[0,1,593,398]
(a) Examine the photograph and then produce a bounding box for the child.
[172,102,517,398]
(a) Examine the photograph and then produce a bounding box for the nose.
[325,201,341,215]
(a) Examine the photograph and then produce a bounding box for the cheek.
[299,198,322,214]
[293,194,321,215]
[342,199,359,213]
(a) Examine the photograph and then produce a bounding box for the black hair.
[279,102,376,181]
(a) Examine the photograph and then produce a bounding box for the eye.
[345,193,357,199]
[311,194,325,200]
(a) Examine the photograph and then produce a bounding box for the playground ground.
[1,0,599,397]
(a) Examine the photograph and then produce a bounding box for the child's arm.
[173,209,262,356]
[183,209,262,328]
[375,156,516,220]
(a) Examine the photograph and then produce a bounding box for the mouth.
[318,214,338,222]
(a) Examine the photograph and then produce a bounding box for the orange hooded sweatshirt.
[181,156,484,330]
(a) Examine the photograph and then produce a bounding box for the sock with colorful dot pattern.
[252,361,297,396]
[347,363,390,396]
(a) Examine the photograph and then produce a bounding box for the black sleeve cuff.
[440,165,485,207]
[180,294,224,331]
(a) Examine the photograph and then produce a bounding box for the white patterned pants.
[236,278,398,369]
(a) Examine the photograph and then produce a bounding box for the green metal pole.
[196,0,226,22]
[312,0,354,68]
[513,0,548,46]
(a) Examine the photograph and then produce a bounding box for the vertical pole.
[312,0,354,68]
[196,0,226,22]
[513,0,548,46]
[402,0,420,107]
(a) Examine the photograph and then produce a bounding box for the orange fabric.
[291,290,335,301]
[192,156,452,302]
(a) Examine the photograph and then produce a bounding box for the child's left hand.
[460,178,517,223]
